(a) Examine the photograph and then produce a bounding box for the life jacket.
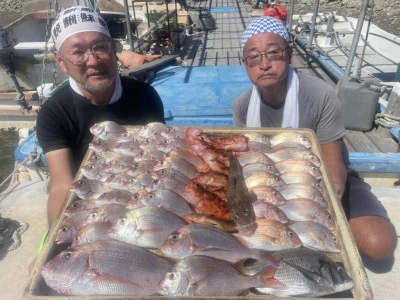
[264,3,288,25]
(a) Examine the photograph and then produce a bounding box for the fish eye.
[119,218,127,225]
[171,233,179,240]
[327,215,332,220]
[272,191,277,196]
[337,266,343,272]
[333,237,338,243]
[90,212,98,218]
[72,202,81,208]
[61,226,69,232]
[64,251,72,259]
[167,272,176,280]
[288,231,295,237]
[132,194,139,200]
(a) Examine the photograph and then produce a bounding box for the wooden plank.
[345,130,381,152]
[365,131,398,152]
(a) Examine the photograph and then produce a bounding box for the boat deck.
[173,0,399,155]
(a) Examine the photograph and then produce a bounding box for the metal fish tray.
[24,127,373,300]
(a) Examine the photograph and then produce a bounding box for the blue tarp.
[210,7,236,13]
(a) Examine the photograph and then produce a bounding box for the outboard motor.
[0,26,32,111]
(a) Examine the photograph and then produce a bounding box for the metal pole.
[288,0,295,37]
[175,0,180,52]
[344,0,370,76]
[131,1,141,52]
[123,0,134,51]
[307,0,320,52]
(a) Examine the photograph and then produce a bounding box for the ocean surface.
[0,129,18,188]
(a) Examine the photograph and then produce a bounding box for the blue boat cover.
[152,65,252,126]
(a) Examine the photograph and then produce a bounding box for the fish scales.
[41,240,173,296]
[227,151,258,236]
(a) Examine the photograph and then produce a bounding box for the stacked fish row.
[41,121,353,297]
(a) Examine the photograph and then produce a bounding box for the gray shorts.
[341,168,390,221]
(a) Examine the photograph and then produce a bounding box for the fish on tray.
[289,221,341,253]
[70,178,112,200]
[182,180,231,221]
[279,198,334,229]
[108,206,187,249]
[90,121,127,142]
[226,151,258,236]
[240,248,353,297]
[234,218,302,251]
[275,158,322,180]
[268,131,312,149]
[158,255,282,296]
[41,240,173,296]
[161,223,279,265]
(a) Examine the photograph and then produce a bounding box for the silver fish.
[90,121,127,141]
[55,209,94,244]
[83,203,131,226]
[252,201,289,223]
[280,171,322,191]
[108,207,187,249]
[249,248,353,297]
[80,163,108,181]
[269,131,312,149]
[242,162,281,178]
[279,198,334,229]
[234,218,302,251]
[275,158,322,180]
[226,151,257,236]
[249,185,287,206]
[41,240,173,296]
[158,255,281,296]
[71,222,113,247]
[161,224,279,265]
[70,178,112,200]
[137,189,194,216]
[236,151,275,167]
[245,172,287,190]
[279,183,326,204]
[267,148,322,167]
[289,221,341,253]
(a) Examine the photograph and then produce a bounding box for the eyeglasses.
[59,41,112,66]
[243,46,290,67]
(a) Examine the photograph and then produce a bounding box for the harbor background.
[0,0,399,37]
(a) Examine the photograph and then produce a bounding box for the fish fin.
[258,266,286,290]
[86,269,143,288]
[257,252,281,267]
[191,272,213,293]
[282,259,325,284]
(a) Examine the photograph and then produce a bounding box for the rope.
[375,113,400,128]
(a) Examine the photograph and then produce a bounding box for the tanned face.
[242,32,292,92]
[55,31,118,95]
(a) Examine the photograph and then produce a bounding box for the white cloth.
[69,75,122,105]
[51,6,111,50]
[246,66,299,128]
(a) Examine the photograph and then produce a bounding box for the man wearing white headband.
[233,16,396,262]
[36,6,165,226]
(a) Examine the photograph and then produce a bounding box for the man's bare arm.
[45,148,75,227]
[320,139,347,200]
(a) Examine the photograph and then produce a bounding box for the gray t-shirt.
[232,72,350,164]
